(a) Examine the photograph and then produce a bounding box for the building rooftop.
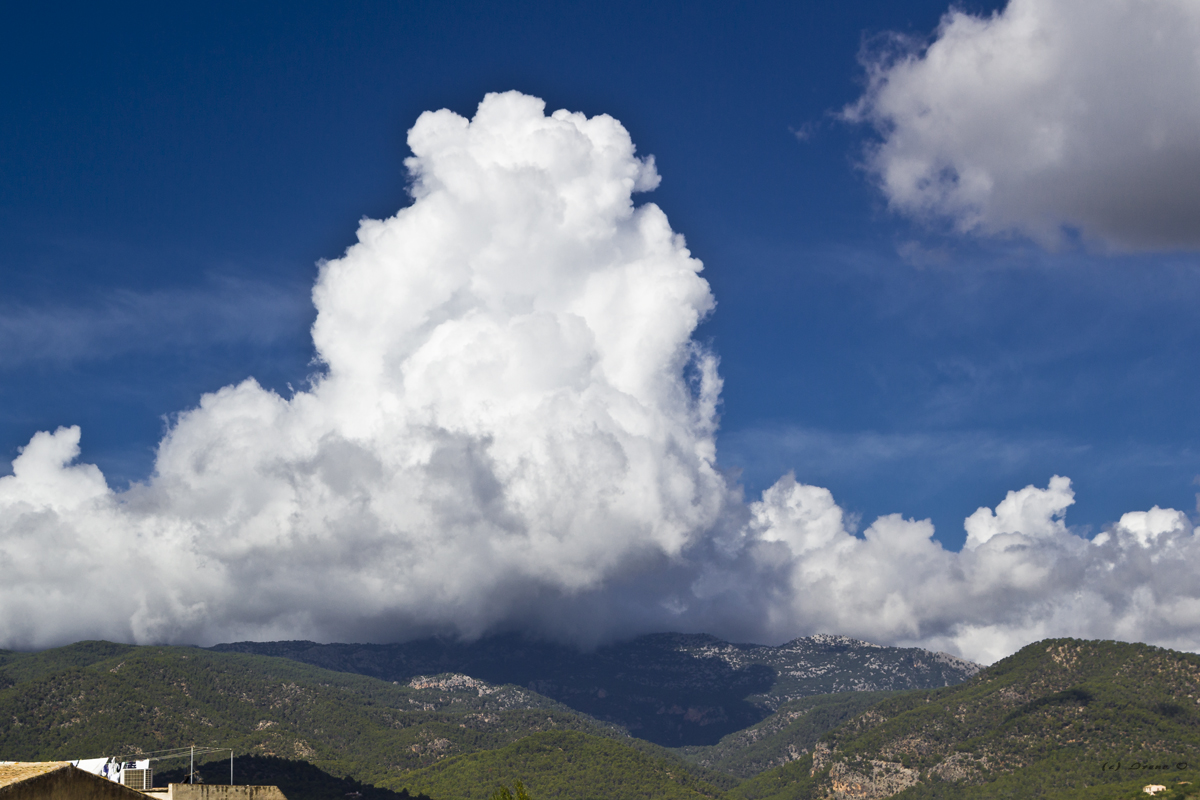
[0,762,71,789]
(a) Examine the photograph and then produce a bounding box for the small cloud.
[896,239,953,269]
[790,121,818,142]
[0,275,312,368]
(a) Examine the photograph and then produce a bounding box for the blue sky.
[3,0,1197,558]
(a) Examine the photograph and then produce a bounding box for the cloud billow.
[2,91,1199,664]
[846,0,1200,251]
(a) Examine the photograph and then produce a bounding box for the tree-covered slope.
[0,642,622,790]
[678,692,898,779]
[394,730,727,800]
[0,640,135,687]
[741,638,1200,800]
[210,634,978,747]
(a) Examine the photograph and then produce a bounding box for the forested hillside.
[677,691,898,778]
[395,731,726,800]
[776,638,1200,799]
[0,642,624,788]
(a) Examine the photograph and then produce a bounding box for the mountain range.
[209,633,979,747]
[3,634,1199,799]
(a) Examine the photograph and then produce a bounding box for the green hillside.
[724,753,820,800]
[0,642,623,789]
[0,641,135,685]
[753,638,1200,799]
[395,730,725,800]
[678,691,897,778]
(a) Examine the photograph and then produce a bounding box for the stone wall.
[166,785,287,800]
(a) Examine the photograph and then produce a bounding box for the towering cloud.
[846,0,1200,250]
[2,92,1199,663]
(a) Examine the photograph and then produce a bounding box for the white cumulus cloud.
[0,92,740,651]
[3,91,1200,664]
[751,473,1200,664]
[846,0,1200,250]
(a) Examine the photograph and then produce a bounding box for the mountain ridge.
[5,636,1200,799]
[209,633,981,746]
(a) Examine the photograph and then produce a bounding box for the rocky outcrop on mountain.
[211,633,980,746]
[827,758,920,800]
[682,633,980,711]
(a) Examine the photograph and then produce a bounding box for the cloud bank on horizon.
[847,0,1200,250]
[3,85,1200,665]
